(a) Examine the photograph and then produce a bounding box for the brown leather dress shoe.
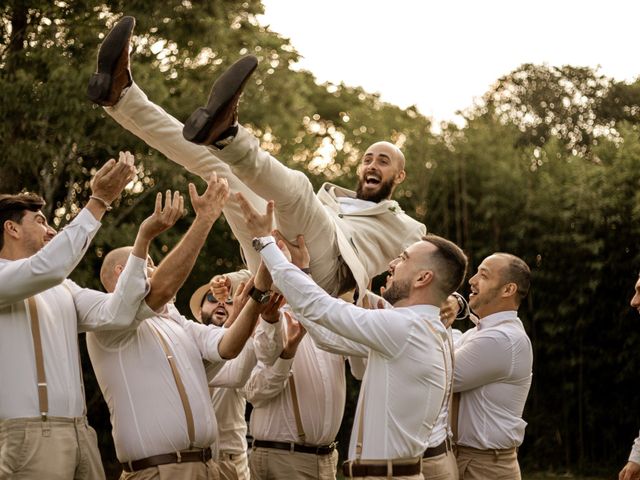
[182,55,258,146]
[87,16,135,106]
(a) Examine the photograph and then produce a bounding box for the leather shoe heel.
[88,16,135,106]
[183,55,258,146]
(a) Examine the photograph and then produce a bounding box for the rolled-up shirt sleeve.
[72,254,152,332]
[630,431,640,463]
[244,358,293,407]
[179,311,225,364]
[0,209,100,307]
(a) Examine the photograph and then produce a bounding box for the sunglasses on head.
[206,292,233,305]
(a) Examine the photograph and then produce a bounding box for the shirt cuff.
[272,356,294,375]
[77,205,102,229]
[260,240,289,270]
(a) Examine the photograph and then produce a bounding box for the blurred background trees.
[1,1,639,476]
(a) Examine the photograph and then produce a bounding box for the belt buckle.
[200,448,207,462]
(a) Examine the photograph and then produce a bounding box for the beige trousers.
[0,416,104,480]
[348,475,423,480]
[456,446,520,480]
[422,451,458,480]
[105,83,267,273]
[249,447,338,480]
[219,450,249,480]
[119,459,221,480]
[106,85,347,295]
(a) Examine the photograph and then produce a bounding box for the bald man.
[86,178,269,479]
[454,253,533,480]
[89,17,426,301]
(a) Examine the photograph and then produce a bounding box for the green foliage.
[2,1,639,477]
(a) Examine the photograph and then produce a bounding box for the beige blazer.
[317,183,426,302]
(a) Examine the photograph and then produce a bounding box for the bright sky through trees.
[259,0,640,127]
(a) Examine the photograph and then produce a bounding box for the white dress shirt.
[453,310,533,449]
[260,243,448,461]
[0,209,149,420]
[630,431,640,463]
[209,338,256,455]
[87,303,226,462]
[246,310,347,446]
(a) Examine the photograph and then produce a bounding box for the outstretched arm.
[145,174,229,311]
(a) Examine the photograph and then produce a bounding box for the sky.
[259,0,640,127]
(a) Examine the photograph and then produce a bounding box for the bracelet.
[89,195,113,211]
[300,267,311,275]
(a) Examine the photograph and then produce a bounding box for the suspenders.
[27,297,48,421]
[149,322,197,448]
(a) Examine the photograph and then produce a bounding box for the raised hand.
[619,461,640,480]
[236,192,274,238]
[90,151,136,205]
[273,231,309,270]
[260,292,285,324]
[229,278,253,324]
[439,295,459,329]
[280,311,306,359]
[139,190,184,241]
[188,173,230,223]
[210,274,231,302]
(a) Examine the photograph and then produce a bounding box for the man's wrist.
[253,235,275,252]
[89,194,113,210]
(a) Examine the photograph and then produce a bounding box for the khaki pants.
[456,446,520,480]
[0,416,104,480]
[250,447,338,480]
[348,476,422,480]
[219,451,249,480]
[106,85,348,295]
[422,451,458,480]
[105,83,267,274]
[119,458,221,480]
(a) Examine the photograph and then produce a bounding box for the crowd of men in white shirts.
[0,15,638,480]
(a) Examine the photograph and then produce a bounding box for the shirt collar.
[477,310,518,330]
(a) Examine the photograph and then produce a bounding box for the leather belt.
[342,459,422,477]
[252,439,336,455]
[423,439,449,458]
[120,447,212,472]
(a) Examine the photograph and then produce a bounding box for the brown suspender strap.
[355,385,365,461]
[288,374,306,442]
[283,311,306,442]
[27,297,48,421]
[446,330,460,444]
[150,323,196,448]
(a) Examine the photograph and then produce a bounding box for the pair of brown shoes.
[87,16,257,147]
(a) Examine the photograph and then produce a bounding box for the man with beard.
[618,274,640,480]
[242,194,467,479]
[189,270,256,480]
[453,253,533,480]
[88,16,426,302]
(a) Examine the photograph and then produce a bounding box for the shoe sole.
[87,16,135,105]
[182,55,258,145]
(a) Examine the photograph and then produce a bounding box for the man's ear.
[394,169,406,186]
[502,282,517,298]
[3,220,20,240]
[415,269,434,288]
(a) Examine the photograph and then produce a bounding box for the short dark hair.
[422,234,468,298]
[0,193,45,250]
[495,252,531,304]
